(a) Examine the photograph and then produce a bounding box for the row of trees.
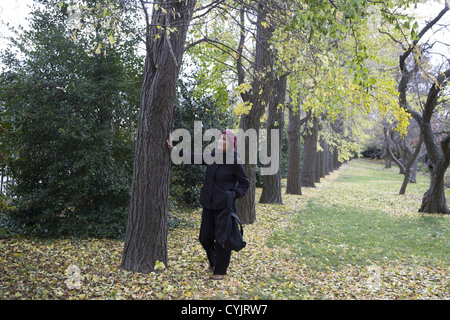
[1,0,448,273]
[120,0,449,272]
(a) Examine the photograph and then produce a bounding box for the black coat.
[178,149,250,210]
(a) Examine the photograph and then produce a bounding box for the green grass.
[270,159,450,271]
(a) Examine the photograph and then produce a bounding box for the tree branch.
[236,6,250,101]
[399,4,449,72]
[384,127,406,173]
[378,29,406,50]
[423,66,450,123]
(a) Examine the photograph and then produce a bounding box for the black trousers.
[199,208,231,275]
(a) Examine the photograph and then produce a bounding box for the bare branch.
[399,4,450,72]
[191,0,227,21]
[378,29,406,50]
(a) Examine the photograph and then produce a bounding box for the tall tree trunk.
[315,122,323,183]
[323,142,330,176]
[418,120,450,213]
[121,0,197,273]
[319,140,326,178]
[236,1,275,224]
[286,103,302,195]
[315,148,321,183]
[301,116,318,187]
[328,148,334,173]
[259,76,286,204]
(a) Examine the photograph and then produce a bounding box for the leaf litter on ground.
[1,159,449,300]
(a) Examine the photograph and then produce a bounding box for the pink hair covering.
[222,130,237,149]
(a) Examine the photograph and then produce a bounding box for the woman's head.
[218,130,237,152]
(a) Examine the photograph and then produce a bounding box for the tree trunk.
[286,103,302,195]
[319,140,326,178]
[399,136,423,194]
[416,63,450,213]
[419,159,449,213]
[315,123,322,183]
[121,0,197,273]
[301,116,318,187]
[333,150,341,170]
[328,148,334,173]
[236,1,275,224]
[384,153,392,168]
[409,159,418,183]
[418,127,450,213]
[259,76,286,204]
[323,142,330,176]
[383,139,392,168]
[315,148,321,183]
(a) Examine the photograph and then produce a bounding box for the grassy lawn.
[270,160,450,271]
[1,159,449,300]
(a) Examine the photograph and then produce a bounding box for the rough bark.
[319,140,326,178]
[285,103,303,195]
[418,117,450,214]
[419,145,449,214]
[323,142,330,176]
[316,143,323,182]
[259,76,286,204]
[333,150,341,170]
[301,116,319,187]
[328,148,334,173]
[121,0,197,273]
[236,1,275,224]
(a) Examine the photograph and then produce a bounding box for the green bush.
[0,0,142,238]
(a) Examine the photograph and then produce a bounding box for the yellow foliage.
[233,101,253,116]
[260,113,268,123]
[236,82,252,94]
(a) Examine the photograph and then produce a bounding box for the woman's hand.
[166,133,174,150]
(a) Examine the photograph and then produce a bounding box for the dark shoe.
[206,266,215,273]
[210,274,225,280]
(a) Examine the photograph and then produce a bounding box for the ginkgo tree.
[181,0,422,221]
[274,4,408,187]
[64,0,202,272]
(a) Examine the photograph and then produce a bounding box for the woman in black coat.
[167,130,250,280]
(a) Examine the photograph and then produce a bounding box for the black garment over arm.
[175,149,250,210]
